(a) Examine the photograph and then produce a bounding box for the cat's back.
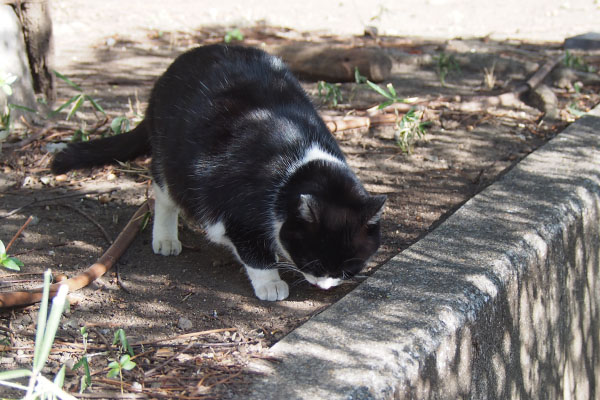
[150,45,305,111]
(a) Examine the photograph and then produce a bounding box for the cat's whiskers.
[271,261,300,274]
[290,276,309,288]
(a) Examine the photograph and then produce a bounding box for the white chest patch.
[204,221,241,262]
[205,221,230,245]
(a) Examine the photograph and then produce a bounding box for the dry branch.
[323,54,564,134]
[5,215,33,251]
[0,200,153,308]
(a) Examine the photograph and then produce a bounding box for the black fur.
[51,44,385,288]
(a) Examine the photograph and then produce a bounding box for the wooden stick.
[5,215,33,251]
[0,200,153,308]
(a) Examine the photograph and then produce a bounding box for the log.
[270,43,392,82]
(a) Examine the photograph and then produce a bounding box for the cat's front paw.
[253,279,289,301]
[152,238,182,256]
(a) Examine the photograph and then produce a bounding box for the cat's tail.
[51,120,152,174]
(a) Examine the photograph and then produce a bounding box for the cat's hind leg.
[245,266,289,301]
[152,182,182,256]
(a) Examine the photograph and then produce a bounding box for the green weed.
[364,79,427,152]
[112,328,134,357]
[434,53,460,86]
[72,327,92,393]
[52,70,106,120]
[317,81,343,107]
[0,239,24,271]
[394,108,430,153]
[224,28,244,43]
[108,329,136,393]
[564,50,596,73]
[107,354,136,393]
[365,80,408,109]
[110,116,131,135]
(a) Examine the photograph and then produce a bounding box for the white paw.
[253,279,289,301]
[152,238,182,256]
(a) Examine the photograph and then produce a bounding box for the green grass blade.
[0,368,32,380]
[366,80,392,100]
[33,270,52,369]
[54,365,66,388]
[386,83,396,98]
[53,70,83,92]
[0,240,5,255]
[34,284,69,372]
[67,95,85,121]
[378,100,394,109]
[51,95,80,116]
[0,379,29,391]
[8,104,37,113]
[85,95,106,115]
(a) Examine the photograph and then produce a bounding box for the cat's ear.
[366,195,386,226]
[298,194,319,223]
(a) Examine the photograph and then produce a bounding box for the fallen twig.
[5,215,34,251]
[61,204,113,244]
[0,200,153,307]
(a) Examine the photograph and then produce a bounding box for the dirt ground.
[1,3,600,398]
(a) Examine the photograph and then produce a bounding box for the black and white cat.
[52,45,385,301]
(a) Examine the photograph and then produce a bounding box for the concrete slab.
[245,104,600,399]
[565,32,600,50]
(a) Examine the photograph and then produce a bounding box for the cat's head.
[279,193,386,289]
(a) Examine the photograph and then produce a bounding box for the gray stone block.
[564,32,600,50]
[245,104,600,399]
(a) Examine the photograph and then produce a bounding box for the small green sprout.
[110,116,131,135]
[434,53,460,86]
[113,328,134,357]
[317,81,343,107]
[0,240,24,271]
[72,326,92,393]
[564,50,596,73]
[394,108,430,153]
[224,28,244,43]
[107,354,136,394]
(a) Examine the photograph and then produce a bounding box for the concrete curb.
[245,104,600,399]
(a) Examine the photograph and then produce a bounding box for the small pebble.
[178,316,193,331]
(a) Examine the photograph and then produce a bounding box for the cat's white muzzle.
[303,273,341,290]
